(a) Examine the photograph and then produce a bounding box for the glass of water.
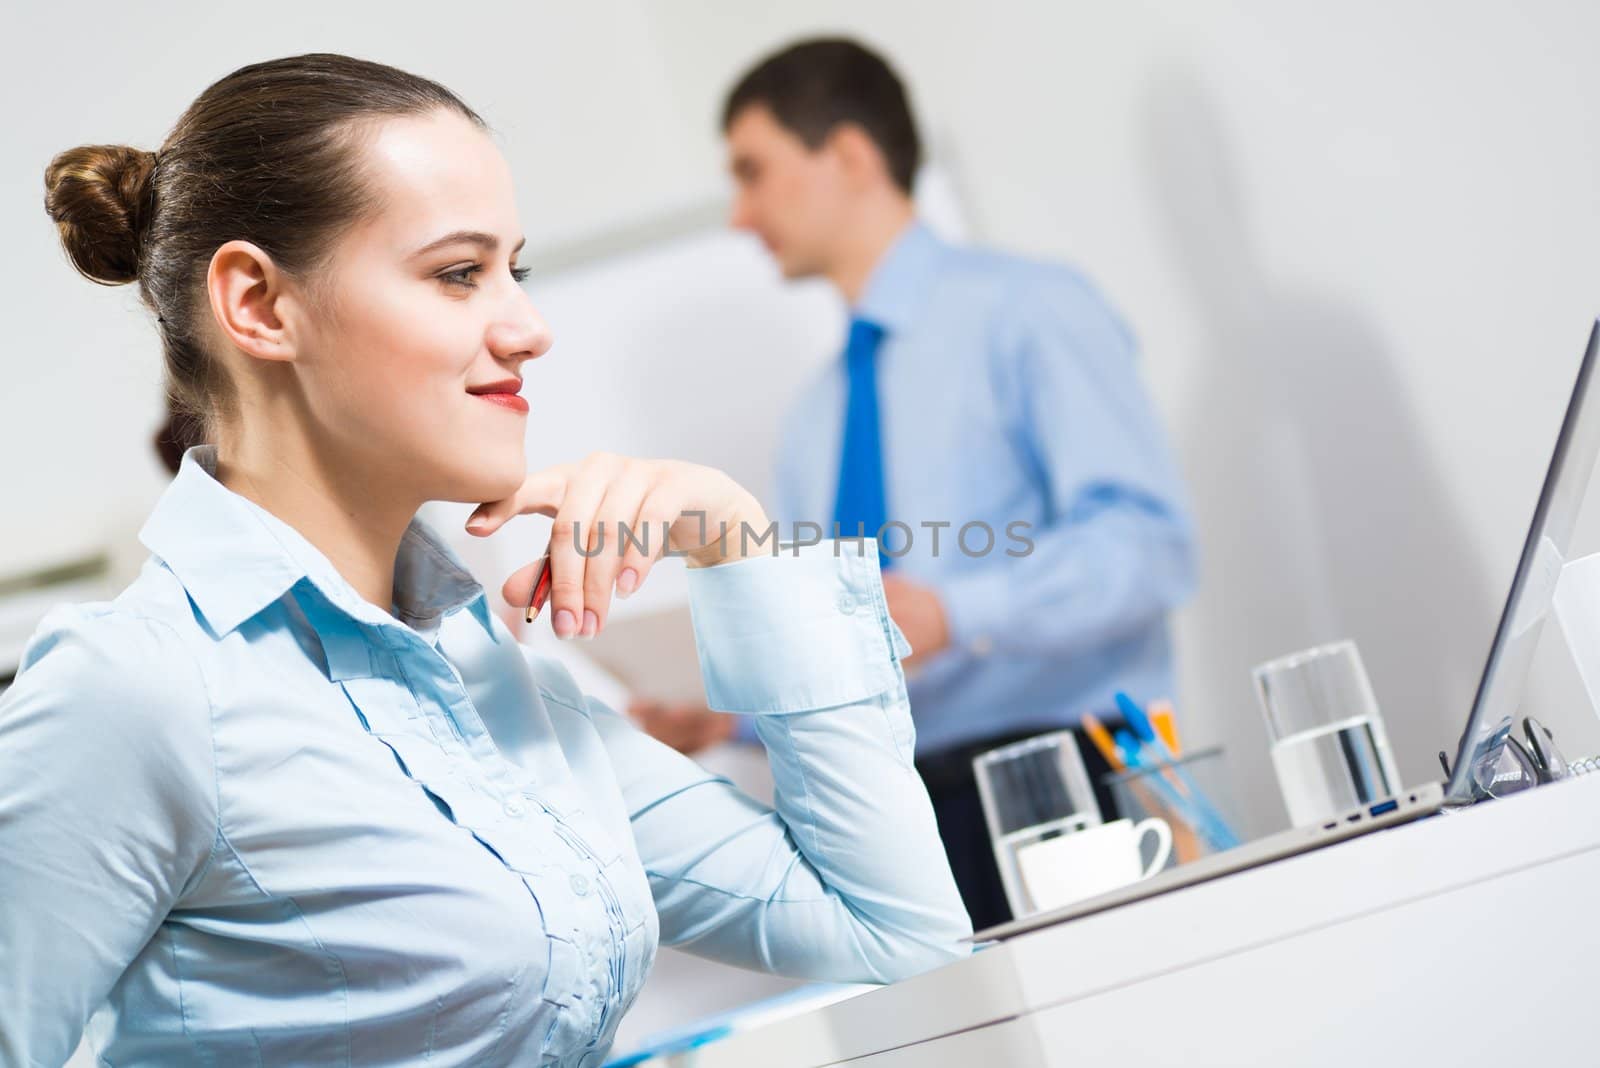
[1253,640,1403,827]
[973,731,1104,918]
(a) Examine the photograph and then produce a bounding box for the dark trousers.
[915,725,1123,934]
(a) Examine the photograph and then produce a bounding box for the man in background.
[633,37,1196,931]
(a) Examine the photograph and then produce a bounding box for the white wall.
[9,0,1600,1057]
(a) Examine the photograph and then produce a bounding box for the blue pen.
[1115,695,1242,851]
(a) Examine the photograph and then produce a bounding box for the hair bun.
[44,144,158,286]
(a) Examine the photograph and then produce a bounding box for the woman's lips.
[474,392,529,414]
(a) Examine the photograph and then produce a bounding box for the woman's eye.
[440,264,532,289]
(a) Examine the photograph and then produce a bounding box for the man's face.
[725,104,852,279]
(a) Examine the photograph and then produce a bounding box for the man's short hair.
[722,38,921,195]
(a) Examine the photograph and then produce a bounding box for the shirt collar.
[853,219,947,335]
[139,444,495,641]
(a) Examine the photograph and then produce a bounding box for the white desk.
[660,772,1600,1067]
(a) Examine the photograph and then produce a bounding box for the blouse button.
[835,590,857,614]
[503,798,527,818]
[569,873,590,896]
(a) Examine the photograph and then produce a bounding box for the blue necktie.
[832,317,892,568]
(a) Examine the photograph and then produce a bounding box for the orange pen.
[1150,699,1183,756]
[1080,712,1126,771]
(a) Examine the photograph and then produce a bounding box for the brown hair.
[43,53,487,439]
[723,38,921,195]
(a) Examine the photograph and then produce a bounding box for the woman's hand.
[464,452,770,639]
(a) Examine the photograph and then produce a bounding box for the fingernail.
[553,609,577,639]
[617,568,638,597]
[582,609,599,638]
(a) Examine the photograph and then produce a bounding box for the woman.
[4,53,970,1066]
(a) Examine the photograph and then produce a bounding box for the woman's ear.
[205,240,300,365]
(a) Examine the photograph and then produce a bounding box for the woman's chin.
[436,453,526,506]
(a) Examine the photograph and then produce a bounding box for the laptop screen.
[1446,320,1600,803]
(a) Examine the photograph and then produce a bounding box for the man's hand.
[628,697,737,755]
[881,573,950,668]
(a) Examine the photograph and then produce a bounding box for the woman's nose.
[489,302,553,365]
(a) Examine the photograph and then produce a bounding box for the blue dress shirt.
[0,445,970,1067]
[765,221,1197,755]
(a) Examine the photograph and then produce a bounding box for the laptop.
[971,319,1600,942]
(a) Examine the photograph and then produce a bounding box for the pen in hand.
[525,548,553,624]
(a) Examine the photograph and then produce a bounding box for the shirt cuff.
[685,538,912,714]
[930,566,1006,660]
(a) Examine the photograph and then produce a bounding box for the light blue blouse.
[0,445,971,1067]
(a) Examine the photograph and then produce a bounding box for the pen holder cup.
[1101,746,1241,870]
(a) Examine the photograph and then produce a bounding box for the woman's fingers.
[478,452,769,641]
[465,464,573,536]
[580,468,654,635]
[618,481,688,598]
[545,453,621,639]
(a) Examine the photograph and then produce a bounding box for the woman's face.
[291,110,551,505]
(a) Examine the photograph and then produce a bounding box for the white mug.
[1014,817,1173,913]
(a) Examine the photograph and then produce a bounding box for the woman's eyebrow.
[409,230,528,259]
